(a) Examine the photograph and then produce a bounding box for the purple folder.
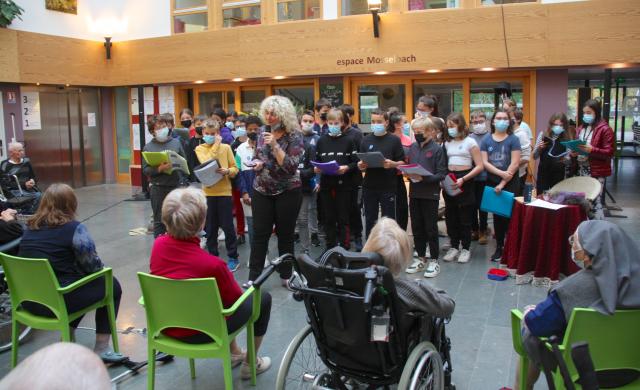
[312,160,340,175]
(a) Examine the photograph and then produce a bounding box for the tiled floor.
[0,159,638,389]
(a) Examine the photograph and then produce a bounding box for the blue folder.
[480,186,515,218]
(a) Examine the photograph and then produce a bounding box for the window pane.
[469,81,523,118]
[175,0,206,9]
[278,0,321,22]
[481,0,535,5]
[358,84,405,131]
[114,87,131,175]
[413,83,463,119]
[409,0,459,10]
[342,0,388,15]
[274,86,315,111]
[223,6,261,28]
[227,91,236,114]
[199,92,224,116]
[241,90,266,113]
[173,13,207,34]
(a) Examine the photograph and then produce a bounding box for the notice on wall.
[319,77,344,107]
[21,92,42,130]
[158,86,175,115]
[87,112,96,127]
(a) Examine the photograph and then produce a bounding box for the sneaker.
[241,280,253,289]
[227,258,240,272]
[441,241,451,251]
[311,233,321,247]
[241,356,272,379]
[457,249,471,263]
[443,248,459,262]
[405,258,425,274]
[490,247,503,262]
[478,230,488,245]
[471,230,479,241]
[231,350,246,368]
[423,261,440,278]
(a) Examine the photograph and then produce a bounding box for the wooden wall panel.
[0,0,638,86]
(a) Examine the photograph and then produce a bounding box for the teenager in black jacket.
[314,109,359,250]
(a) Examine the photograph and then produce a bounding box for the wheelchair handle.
[363,268,378,312]
[252,253,295,288]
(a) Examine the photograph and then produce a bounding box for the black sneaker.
[490,247,503,262]
[354,236,363,252]
[311,233,321,247]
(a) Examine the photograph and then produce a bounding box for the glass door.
[413,82,463,120]
[352,82,407,132]
[196,90,236,116]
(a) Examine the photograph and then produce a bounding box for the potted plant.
[0,0,24,28]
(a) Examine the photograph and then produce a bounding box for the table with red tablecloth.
[501,200,587,287]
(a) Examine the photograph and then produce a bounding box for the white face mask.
[472,123,488,134]
[155,127,170,142]
[301,123,314,133]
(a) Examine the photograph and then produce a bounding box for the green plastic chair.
[0,252,120,368]
[511,308,640,389]
[137,272,262,390]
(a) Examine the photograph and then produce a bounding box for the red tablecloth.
[502,201,587,283]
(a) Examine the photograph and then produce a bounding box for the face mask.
[155,127,170,142]
[371,124,386,136]
[495,120,510,133]
[415,133,426,143]
[195,126,203,136]
[552,125,565,135]
[247,132,258,141]
[448,127,459,138]
[181,119,192,128]
[402,123,411,137]
[571,248,586,269]
[319,112,328,122]
[301,123,314,134]
[328,125,341,137]
[415,109,430,118]
[203,135,216,145]
[225,121,235,129]
[582,114,594,124]
[472,123,487,134]
[234,127,247,138]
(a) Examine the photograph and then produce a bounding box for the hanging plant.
[0,0,24,28]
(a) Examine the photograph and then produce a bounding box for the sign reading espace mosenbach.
[336,54,417,67]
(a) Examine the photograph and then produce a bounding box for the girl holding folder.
[480,109,521,262]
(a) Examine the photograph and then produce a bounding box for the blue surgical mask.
[328,125,341,137]
[447,127,459,138]
[582,114,594,124]
[234,127,247,138]
[155,127,170,142]
[225,121,235,129]
[203,135,216,145]
[402,123,411,137]
[495,120,510,133]
[371,124,386,136]
[552,125,564,135]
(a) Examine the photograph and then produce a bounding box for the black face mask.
[195,126,203,136]
[320,112,328,121]
[181,120,192,128]
[415,133,426,144]
[247,132,258,141]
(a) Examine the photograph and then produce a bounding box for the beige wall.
[0,0,638,86]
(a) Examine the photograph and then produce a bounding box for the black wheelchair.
[274,248,455,390]
[0,174,40,216]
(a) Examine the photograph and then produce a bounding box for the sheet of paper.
[195,160,223,187]
[526,199,567,210]
[87,112,96,127]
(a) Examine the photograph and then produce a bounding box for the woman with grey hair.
[246,96,305,289]
[513,220,640,390]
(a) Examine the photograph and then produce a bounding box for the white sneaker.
[443,248,459,262]
[405,258,425,274]
[200,236,207,249]
[457,249,471,263]
[423,261,440,278]
[241,356,272,379]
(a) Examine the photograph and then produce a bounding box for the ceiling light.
[610,63,628,69]
[374,71,388,75]
[65,83,70,87]
[194,80,205,84]
[481,67,495,71]
[36,82,40,86]
[273,76,286,80]
[426,69,440,73]
[232,78,244,82]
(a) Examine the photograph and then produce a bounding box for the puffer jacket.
[576,119,614,178]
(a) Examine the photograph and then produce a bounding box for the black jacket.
[315,133,359,190]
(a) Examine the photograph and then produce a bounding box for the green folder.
[142,151,170,166]
[560,140,588,155]
[142,151,190,175]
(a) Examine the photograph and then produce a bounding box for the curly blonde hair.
[259,95,300,133]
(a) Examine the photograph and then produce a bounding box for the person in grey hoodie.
[404,116,447,278]
[142,113,186,237]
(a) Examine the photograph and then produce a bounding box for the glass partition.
[342,0,388,15]
[278,0,321,22]
[413,83,463,119]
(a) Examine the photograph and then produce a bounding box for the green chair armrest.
[138,296,145,306]
[221,287,255,316]
[58,267,112,294]
[511,309,526,356]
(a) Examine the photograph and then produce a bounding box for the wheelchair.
[275,247,455,390]
[0,174,40,216]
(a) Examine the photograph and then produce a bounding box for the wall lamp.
[368,0,381,38]
[104,37,112,60]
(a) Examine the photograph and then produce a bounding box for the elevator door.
[23,89,104,188]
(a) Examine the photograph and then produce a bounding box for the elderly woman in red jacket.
[574,99,614,220]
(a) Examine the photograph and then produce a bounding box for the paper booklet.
[356,152,386,168]
[312,160,340,175]
[194,159,223,187]
[397,164,433,177]
[142,151,190,175]
[441,173,463,196]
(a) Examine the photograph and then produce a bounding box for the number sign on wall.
[21,92,42,130]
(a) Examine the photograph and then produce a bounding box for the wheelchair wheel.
[276,325,329,389]
[0,279,31,353]
[398,341,445,390]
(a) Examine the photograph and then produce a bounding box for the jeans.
[296,193,315,252]
[205,196,239,260]
[410,198,440,260]
[249,188,302,281]
[395,176,409,231]
[150,185,175,238]
[471,180,488,232]
[319,189,351,250]
[362,188,396,238]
